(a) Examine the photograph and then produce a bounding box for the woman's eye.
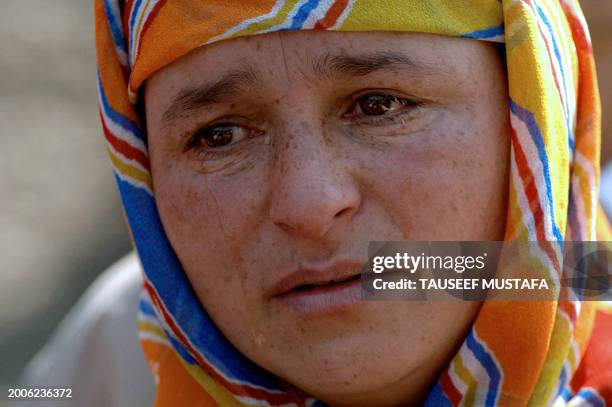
[351,94,418,116]
[187,123,251,150]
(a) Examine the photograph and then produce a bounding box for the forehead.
[147,30,491,89]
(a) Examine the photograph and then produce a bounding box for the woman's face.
[145,31,510,406]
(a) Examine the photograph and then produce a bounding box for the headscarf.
[94,1,612,405]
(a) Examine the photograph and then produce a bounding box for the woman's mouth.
[270,261,364,317]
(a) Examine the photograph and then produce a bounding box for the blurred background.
[0,0,610,393]
[0,1,132,392]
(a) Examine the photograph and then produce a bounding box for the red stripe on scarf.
[440,369,462,406]
[314,0,350,29]
[99,110,150,170]
[511,129,562,273]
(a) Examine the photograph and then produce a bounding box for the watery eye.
[189,123,250,149]
[354,94,416,116]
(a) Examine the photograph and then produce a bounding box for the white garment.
[601,161,612,219]
[17,252,155,407]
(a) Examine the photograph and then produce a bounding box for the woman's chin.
[274,349,429,407]
[241,300,478,406]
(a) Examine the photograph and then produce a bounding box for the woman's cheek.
[349,114,504,240]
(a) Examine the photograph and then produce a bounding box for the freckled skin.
[145,31,510,406]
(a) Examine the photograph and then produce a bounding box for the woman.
[95,0,611,405]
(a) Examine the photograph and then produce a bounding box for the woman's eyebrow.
[162,66,259,125]
[311,51,436,78]
[161,51,434,126]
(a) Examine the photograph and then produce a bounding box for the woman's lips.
[270,260,364,316]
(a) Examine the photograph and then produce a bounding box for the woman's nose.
[268,127,361,240]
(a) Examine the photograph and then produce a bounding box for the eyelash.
[184,93,423,154]
[343,93,423,125]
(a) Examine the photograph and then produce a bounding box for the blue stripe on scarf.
[97,75,145,142]
[464,25,504,39]
[466,330,501,407]
[290,0,322,29]
[103,0,128,54]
